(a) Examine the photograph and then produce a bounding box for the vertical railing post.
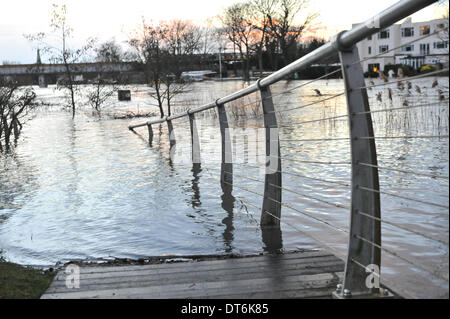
[257,80,282,227]
[216,100,233,191]
[166,118,177,162]
[333,32,382,298]
[166,118,176,147]
[188,111,201,166]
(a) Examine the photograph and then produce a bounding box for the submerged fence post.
[166,118,177,162]
[166,118,176,147]
[217,100,233,191]
[258,80,282,227]
[333,32,382,298]
[188,111,201,165]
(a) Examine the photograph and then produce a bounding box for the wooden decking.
[41,250,344,299]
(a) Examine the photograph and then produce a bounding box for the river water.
[0,77,448,298]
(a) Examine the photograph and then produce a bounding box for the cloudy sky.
[0,0,443,64]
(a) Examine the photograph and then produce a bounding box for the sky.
[0,0,444,64]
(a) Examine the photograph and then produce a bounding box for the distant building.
[355,17,449,73]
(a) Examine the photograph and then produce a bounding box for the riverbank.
[0,254,55,299]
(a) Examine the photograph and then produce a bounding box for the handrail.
[127,0,447,299]
[129,0,437,130]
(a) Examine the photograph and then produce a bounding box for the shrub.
[420,64,437,74]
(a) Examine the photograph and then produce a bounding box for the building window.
[401,44,414,52]
[378,29,390,39]
[368,46,372,55]
[434,41,448,49]
[420,43,430,55]
[367,35,372,40]
[420,25,430,35]
[368,63,380,72]
[401,27,414,37]
[379,45,389,53]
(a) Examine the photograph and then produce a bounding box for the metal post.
[188,111,201,165]
[258,80,282,227]
[147,123,153,146]
[333,33,382,298]
[217,99,233,191]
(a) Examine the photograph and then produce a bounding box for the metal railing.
[128,0,448,298]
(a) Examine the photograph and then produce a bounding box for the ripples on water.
[0,78,448,297]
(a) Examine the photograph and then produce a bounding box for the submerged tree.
[0,79,40,151]
[129,19,202,117]
[25,4,94,118]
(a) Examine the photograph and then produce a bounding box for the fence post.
[216,100,233,191]
[147,123,153,146]
[188,111,201,166]
[333,32,382,298]
[257,80,282,227]
[166,118,176,147]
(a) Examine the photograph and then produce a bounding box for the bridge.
[0,62,143,86]
[42,0,448,299]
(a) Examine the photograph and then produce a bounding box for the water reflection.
[261,226,283,253]
[65,119,83,213]
[0,153,38,223]
[220,166,235,253]
[190,163,202,208]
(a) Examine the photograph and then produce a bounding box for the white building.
[355,17,449,73]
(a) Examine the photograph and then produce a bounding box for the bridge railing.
[129,0,448,298]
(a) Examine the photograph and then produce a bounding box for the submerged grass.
[0,253,55,299]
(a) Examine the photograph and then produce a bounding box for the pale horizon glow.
[0,0,444,64]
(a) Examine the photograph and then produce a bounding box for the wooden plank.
[42,272,343,299]
[60,251,331,275]
[48,257,342,288]
[46,260,344,293]
[42,250,346,299]
[50,254,341,283]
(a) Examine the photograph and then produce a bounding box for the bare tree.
[249,0,276,72]
[0,79,39,151]
[265,0,318,68]
[221,2,259,81]
[25,4,95,118]
[198,20,218,55]
[85,75,119,114]
[129,19,201,117]
[95,38,124,62]
[129,19,168,118]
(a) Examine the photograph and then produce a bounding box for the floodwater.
[0,77,448,298]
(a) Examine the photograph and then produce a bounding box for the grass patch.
[0,255,56,299]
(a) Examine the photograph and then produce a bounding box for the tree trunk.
[155,82,165,118]
[244,58,250,81]
[258,49,264,73]
[2,115,11,149]
[12,112,19,141]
